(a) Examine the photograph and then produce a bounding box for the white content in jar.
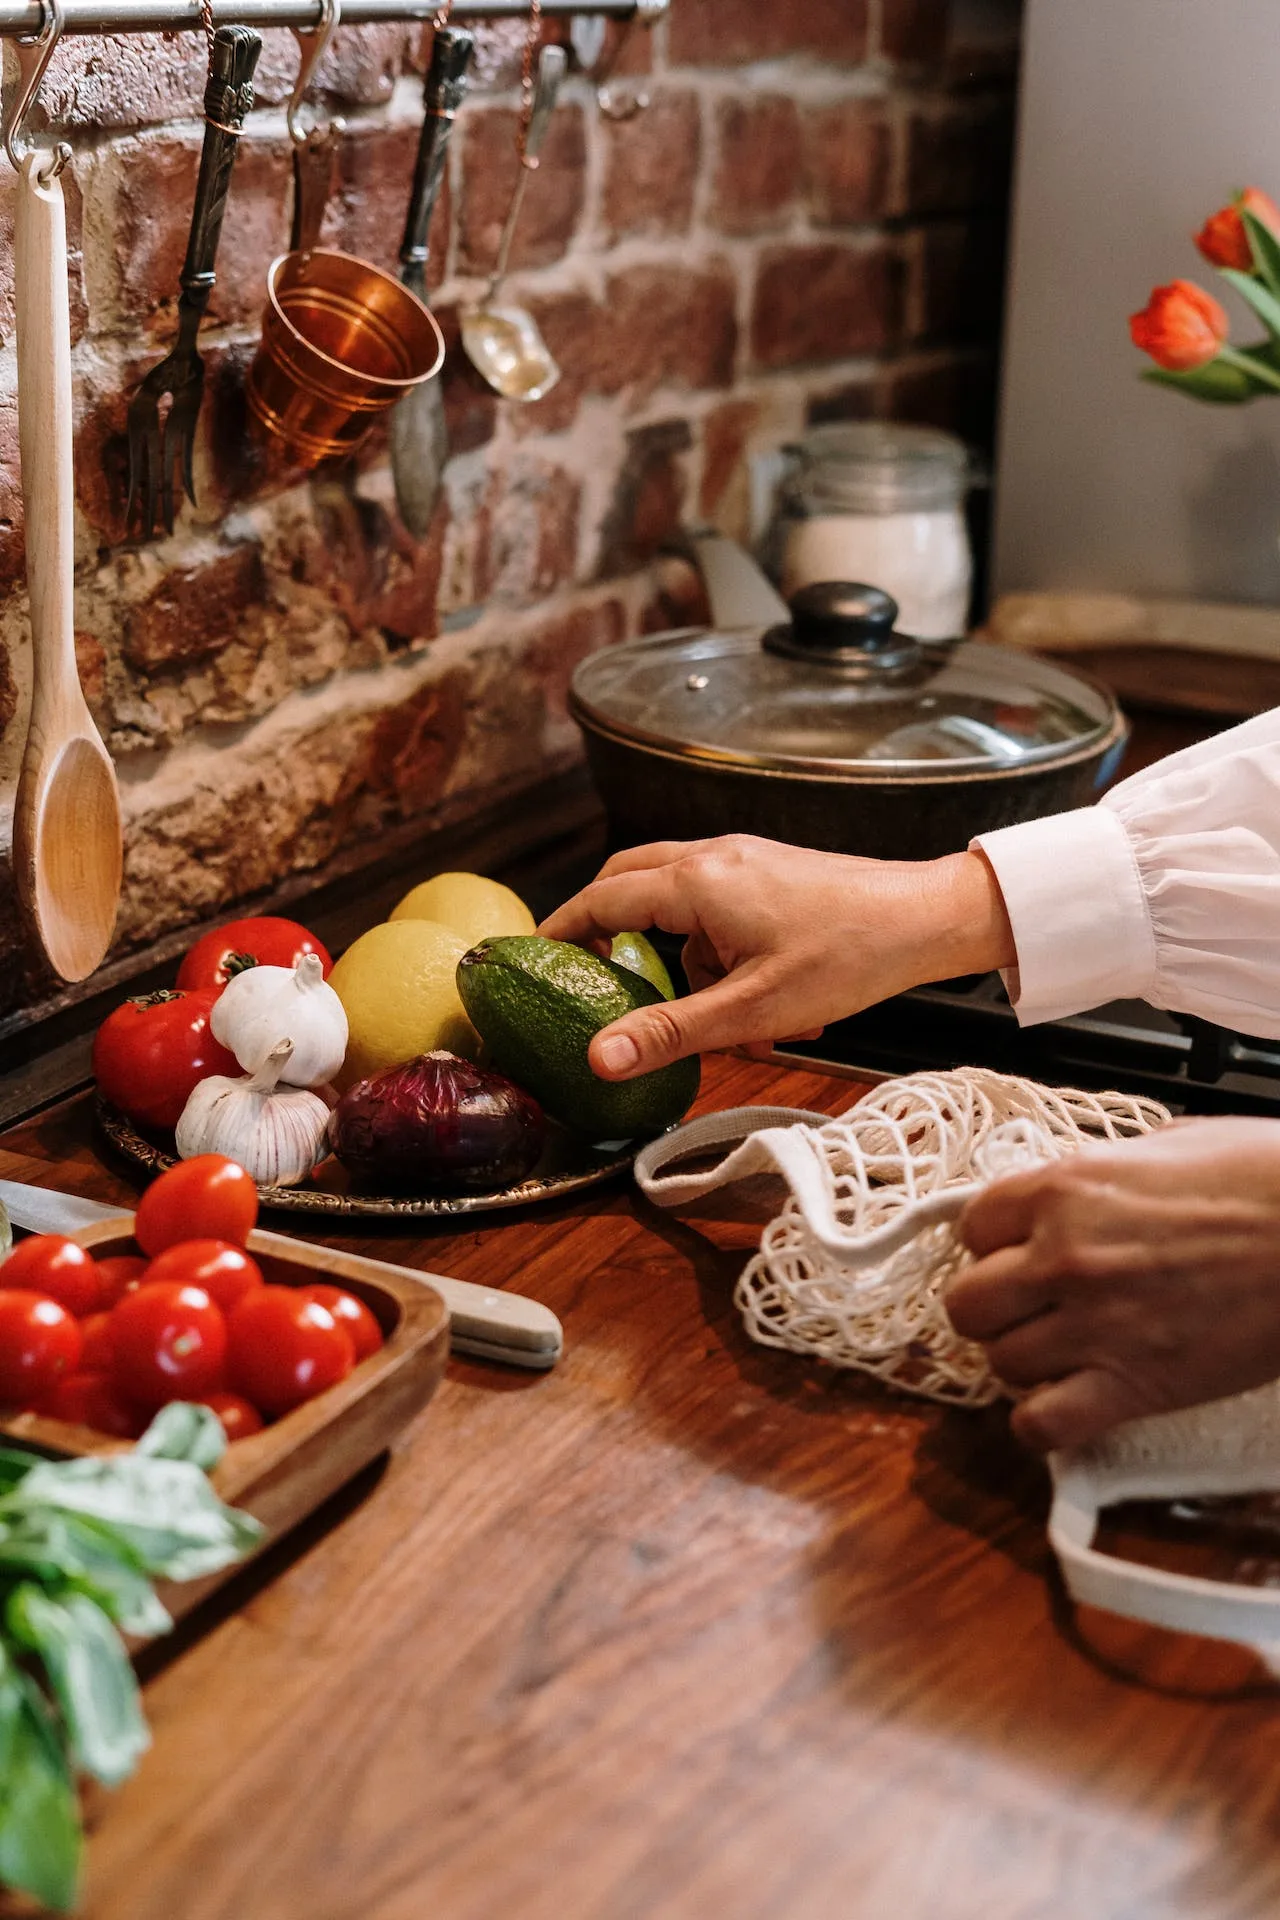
[780,508,972,641]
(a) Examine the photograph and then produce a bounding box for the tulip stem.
[1218,345,1280,394]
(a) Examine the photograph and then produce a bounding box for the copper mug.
[248,245,445,469]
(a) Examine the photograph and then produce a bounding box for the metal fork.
[125,26,261,541]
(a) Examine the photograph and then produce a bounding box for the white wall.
[994,0,1280,605]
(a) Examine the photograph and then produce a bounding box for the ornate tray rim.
[95,1097,635,1219]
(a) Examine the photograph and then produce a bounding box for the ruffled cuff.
[972,807,1157,1026]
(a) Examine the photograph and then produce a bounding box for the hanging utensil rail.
[0,0,663,31]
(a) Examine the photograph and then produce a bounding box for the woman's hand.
[540,835,1014,1080]
[946,1118,1280,1452]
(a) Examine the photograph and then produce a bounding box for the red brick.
[0,389,23,593]
[601,264,739,399]
[601,92,702,244]
[125,546,268,671]
[751,244,900,369]
[700,398,759,518]
[0,632,16,740]
[669,0,870,66]
[306,479,448,648]
[0,165,87,347]
[75,631,109,717]
[324,121,451,287]
[804,99,893,226]
[475,458,582,605]
[905,99,1016,216]
[526,598,627,723]
[457,105,587,277]
[880,0,951,66]
[711,96,802,236]
[877,351,1000,447]
[365,669,471,817]
[598,420,694,577]
[431,307,501,458]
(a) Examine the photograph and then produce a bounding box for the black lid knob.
[788,581,900,652]
[762,581,921,675]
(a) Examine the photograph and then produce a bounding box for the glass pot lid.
[570,583,1122,781]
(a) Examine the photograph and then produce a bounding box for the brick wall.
[0,0,1020,1015]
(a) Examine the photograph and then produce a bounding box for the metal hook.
[571,4,664,125]
[287,0,344,149]
[2,0,71,179]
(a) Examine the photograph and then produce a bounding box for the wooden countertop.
[0,1053,1278,1920]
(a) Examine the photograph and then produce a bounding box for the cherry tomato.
[0,1237,103,1318]
[109,1283,227,1413]
[78,1311,115,1373]
[0,1293,83,1406]
[93,990,239,1134]
[96,1256,147,1307]
[44,1371,146,1440]
[197,1391,266,1442]
[228,1288,354,1417]
[297,1285,383,1363]
[177,917,332,992]
[143,1241,264,1314]
[135,1156,259,1257]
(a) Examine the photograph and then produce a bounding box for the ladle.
[461,44,566,403]
[13,150,123,983]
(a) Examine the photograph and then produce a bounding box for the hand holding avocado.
[541,835,1016,1081]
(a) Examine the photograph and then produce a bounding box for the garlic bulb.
[211,953,348,1089]
[176,1041,331,1188]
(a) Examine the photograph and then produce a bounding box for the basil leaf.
[7,1585,149,1790]
[0,1657,81,1913]
[0,1449,38,1496]
[0,1514,172,1640]
[5,1457,264,1581]
[136,1402,227,1473]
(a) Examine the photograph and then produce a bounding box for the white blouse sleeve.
[972,706,1280,1039]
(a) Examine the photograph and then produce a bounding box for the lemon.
[390,872,536,948]
[329,919,477,1092]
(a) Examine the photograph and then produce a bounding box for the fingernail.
[597,1034,641,1075]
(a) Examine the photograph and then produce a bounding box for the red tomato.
[228,1288,354,1417]
[96,1255,147,1307]
[0,1293,82,1406]
[44,1371,146,1440]
[143,1241,263,1314]
[197,1391,266,1442]
[0,1237,103,1317]
[177,917,332,992]
[297,1285,383,1363]
[109,1283,227,1413]
[79,1311,115,1373]
[134,1156,259,1257]
[93,990,239,1134]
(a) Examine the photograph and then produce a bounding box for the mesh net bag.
[634,1067,1171,1406]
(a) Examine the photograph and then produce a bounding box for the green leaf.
[136,1402,227,1473]
[5,1456,264,1581]
[7,1584,149,1789]
[0,1449,38,1496]
[0,1513,172,1639]
[1219,266,1280,339]
[0,1656,81,1913]
[1243,207,1280,300]
[1141,361,1260,403]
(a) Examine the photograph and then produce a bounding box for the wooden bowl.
[0,1219,452,1622]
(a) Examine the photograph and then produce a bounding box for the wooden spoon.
[13,152,122,983]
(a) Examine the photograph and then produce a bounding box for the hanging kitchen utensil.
[460,41,567,403]
[570,5,653,122]
[390,23,475,540]
[569,533,1129,862]
[124,25,263,540]
[247,0,445,470]
[8,17,123,984]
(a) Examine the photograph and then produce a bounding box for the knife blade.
[0,1179,563,1372]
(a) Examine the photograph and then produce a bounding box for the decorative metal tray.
[96,1099,635,1219]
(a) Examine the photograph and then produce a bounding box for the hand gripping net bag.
[635,1068,1280,1670]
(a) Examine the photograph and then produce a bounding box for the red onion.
[328,1051,545,1194]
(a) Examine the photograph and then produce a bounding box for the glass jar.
[764,423,974,642]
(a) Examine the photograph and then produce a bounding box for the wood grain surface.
[0,1053,1277,1920]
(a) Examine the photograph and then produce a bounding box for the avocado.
[457,935,699,1142]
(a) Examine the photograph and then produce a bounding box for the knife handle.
[400,26,475,296]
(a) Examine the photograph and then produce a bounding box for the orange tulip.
[1195,187,1280,270]
[1129,279,1229,372]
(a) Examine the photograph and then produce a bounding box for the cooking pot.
[569,534,1128,862]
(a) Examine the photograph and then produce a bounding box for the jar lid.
[782,422,971,515]
[570,582,1121,782]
